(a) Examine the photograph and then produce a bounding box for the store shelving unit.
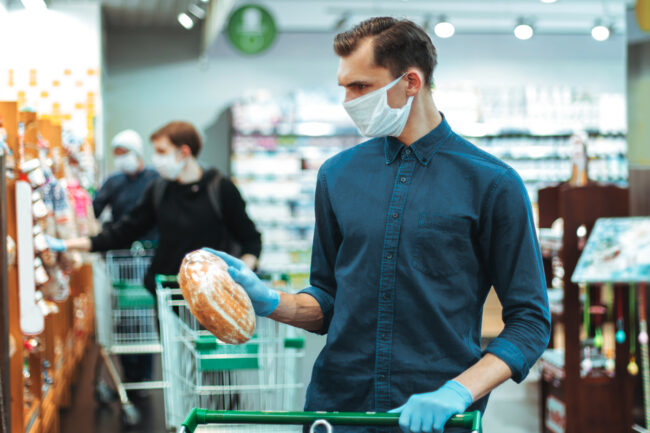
[537,182,630,433]
[467,131,627,203]
[231,133,361,278]
[1,101,95,433]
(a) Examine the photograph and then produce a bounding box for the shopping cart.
[156,275,306,430]
[94,249,165,425]
[178,408,482,432]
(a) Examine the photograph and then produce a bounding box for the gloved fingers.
[398,409,412,433]
[227,266,246,284]
[45,235,66,252]
[203,248,244,270]
[388,403,407,414]
[432,415,448,433]
[409,415,423,433]
[421,412,434,433]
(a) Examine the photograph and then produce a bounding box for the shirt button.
[400,177,407,183]
[392,213,399,219]
[378,374,386,381]
[383,293,391,300]
[386,253,393,259]
[405,148,412,154]
[382,333,389,340]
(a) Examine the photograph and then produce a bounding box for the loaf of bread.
[178,249,255,344]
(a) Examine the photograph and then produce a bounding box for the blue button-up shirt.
[300,117,550,430]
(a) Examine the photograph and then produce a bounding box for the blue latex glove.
[202,248,280,316]
[45,235,66,253]
[388,380,473,433]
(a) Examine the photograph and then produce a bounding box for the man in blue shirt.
[209,17,550,433]
[93,129,159,244]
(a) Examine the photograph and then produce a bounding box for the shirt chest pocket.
[412,213,472,279]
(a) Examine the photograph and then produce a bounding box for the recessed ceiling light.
[434,17,455,39]
[514,21,534,40]
[541,0,558,3]
[591,23,611,41]
[178,12,194,30]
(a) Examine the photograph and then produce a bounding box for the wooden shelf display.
[538,182,631,433]
[1,101,96,433]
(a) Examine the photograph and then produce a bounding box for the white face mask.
[152,150,187,180]
[114,152,140,175]
[343,74,414,138]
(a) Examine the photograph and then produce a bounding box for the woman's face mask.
[343,73,414,138]
[152,149,187,180]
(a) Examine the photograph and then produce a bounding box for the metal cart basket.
[94,249,164,425]
[156,275,306,430]
[179,408,483,433]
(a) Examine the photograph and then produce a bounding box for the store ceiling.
[5,0,633,33]
[261,0,631,36]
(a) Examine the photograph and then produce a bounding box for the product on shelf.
[6,235,16,266]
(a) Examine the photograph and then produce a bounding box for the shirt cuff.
[483,337,529,383]
[297,286,334,335]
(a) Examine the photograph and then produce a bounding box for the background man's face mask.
[114,152,139,175]
[343,73,414,138]
[152,150,187,180]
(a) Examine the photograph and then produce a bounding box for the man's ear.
[179,144,192,157]
[405,70,423,96]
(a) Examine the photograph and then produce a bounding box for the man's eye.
[357,84,368,90]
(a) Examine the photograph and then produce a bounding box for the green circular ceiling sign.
[227,4,277,55]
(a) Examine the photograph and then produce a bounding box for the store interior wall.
[103,28,626,172]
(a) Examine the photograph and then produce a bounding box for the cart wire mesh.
[156,276,306,430]
[96,250,160,353]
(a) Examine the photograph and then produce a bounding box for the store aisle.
[60,342,167,433]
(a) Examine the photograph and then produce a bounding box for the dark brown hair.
[334,17,437,86]
[150,121,202,157]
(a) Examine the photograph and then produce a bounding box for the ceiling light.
[541,0,558,3]
[21,0,47,11]
[591,21,611,41]
[178,12,194,29]
[434,16,455,39]
[188,4,206,19]
[200,0,210,3]
[514,19,534,40]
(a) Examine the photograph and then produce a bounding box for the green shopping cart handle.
[180,408,482,433]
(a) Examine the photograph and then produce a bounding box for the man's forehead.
[336,39,389,85]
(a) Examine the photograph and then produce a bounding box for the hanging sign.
[227,4,277,55]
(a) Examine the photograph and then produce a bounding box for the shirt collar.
[384,113,452,166]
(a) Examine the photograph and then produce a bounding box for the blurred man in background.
[93,129,159,246]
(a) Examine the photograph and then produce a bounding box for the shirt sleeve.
[90,182,157,252]
[220,178,262,258]
[92,176,115,218]
[298,166,342,335]
[479,167,551,383]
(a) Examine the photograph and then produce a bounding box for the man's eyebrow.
[339,80,371,87]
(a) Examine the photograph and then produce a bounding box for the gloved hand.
[202,248,280,316]
[45,235,67,253]
[389,380,473,433]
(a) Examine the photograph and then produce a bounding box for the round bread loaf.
[178,249,255,344]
